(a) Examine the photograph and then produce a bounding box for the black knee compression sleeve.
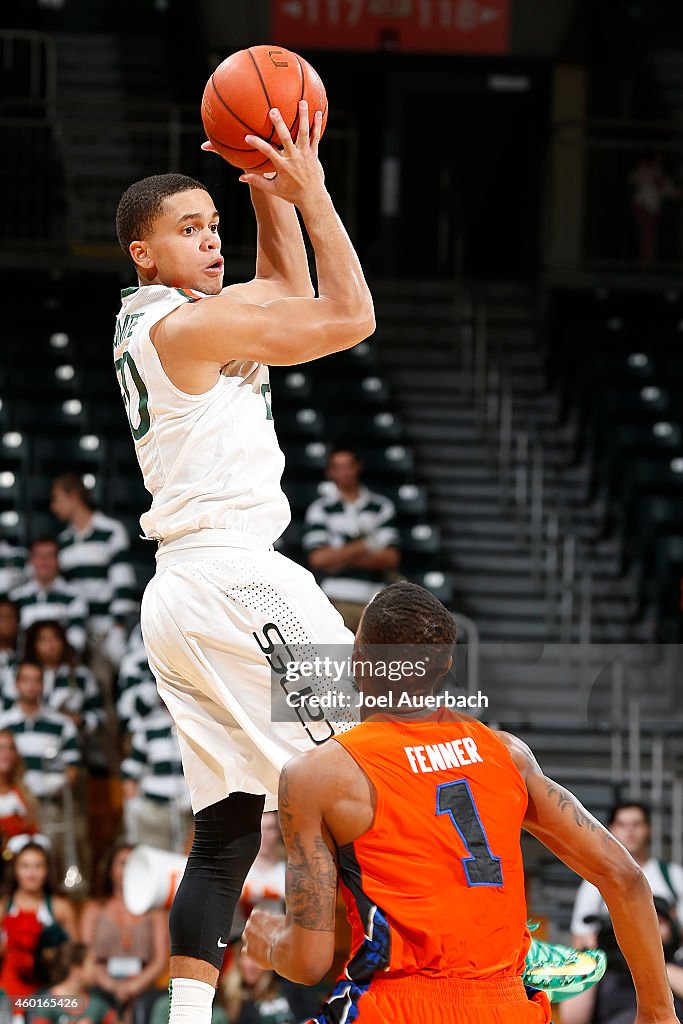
[169,791,265,969]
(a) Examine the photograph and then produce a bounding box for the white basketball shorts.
[140,531,356,813]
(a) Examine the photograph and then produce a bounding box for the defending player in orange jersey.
[243,582,680,1024]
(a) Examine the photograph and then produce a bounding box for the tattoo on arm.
[545,782,610,839]
[279,763,337,931]
[286,833,337,931]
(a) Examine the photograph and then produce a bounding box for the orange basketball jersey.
[333,712,531,986]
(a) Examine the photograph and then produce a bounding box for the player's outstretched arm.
[242,755,337,985]
[500,732,679,1024]
[165,103,374,366]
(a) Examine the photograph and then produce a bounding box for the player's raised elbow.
[331,305,376,353]
[596,850,648,901]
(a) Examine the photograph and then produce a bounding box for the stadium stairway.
[372,281,642,646]
[369,281,682,936]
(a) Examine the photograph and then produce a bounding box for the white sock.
[168,977,215,1024]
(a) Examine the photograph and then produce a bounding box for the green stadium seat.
[357,444,413,479]
[270,370,313,407]
[281,478,333,516]
[87,401,131,439]
[317,374,390,410]
[324,410,403,444]
[406,569,453,604]
[32,435,105,476]
[0,510,28,546]
[604,423,683,497]
[14,399,87,436]
[281,441,329,477]
[1,430,29,477]
[275,407,324,440]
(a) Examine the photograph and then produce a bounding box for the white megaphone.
[123,845,188,915]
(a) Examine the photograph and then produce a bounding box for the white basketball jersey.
[113,284,291,545]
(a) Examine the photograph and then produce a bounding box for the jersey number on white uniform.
[115,351,151,441]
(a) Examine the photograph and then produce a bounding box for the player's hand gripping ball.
[201,44,328,172]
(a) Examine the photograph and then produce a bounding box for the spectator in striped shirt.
[116,624,162,737]
[0,539,28,599]
[50,474,138,672]
[22,621,105,738]
[0,599,20,696]
[303,446,401,632]
[0,662,82,802]
[10,539,87,654]
[121,705,192,852]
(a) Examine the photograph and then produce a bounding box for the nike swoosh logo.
[217,938,227,948]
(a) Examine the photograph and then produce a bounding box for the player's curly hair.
[358,581,456,689]
[115,173,208,253]
[360,580,456,648]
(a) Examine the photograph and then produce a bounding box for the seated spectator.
[10,539,87,654]
[303,446,401,632]
[50,474,138,675]
[219,944,298,1024]
[0,663,81,802]
[121,706,192,852]
[0,731,39,856]
[0,599,20,693]
[117,624,162,737]
[0,539,27,599]
[28,940,117,1024]
[23,621,105,738]
[562,895,683,1024]
[0,664,83,887]
[80,842,168,1024]
[0,839,77,997]
[570,801,683,947]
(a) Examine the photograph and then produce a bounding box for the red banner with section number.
[271,0,509,54]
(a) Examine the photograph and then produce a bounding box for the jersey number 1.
[436,779,503,886]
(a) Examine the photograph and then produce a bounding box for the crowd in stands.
[0,450,404,1022]
[1,461,682,1024]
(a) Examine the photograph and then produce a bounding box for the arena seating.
[1,269,451,606]
[550,286,683,638]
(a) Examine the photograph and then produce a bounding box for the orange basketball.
[201,45,328,172]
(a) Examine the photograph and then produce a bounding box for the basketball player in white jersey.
[114,103,374,1024]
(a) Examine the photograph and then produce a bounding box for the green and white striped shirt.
[10,576,87,653]
[121,709,189,805]
[302,484,400,603]
[117,627,161,733]
[57,511,138,634]
[2,662,104,736]
[0,541,27,599]
[0,704,82,798]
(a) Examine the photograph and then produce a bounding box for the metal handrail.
[529,437,544,586]
[672,777,683,866]
[560,534,576,646]
[452,611,480,702]
[610,658,624,783]
[628,698,641,799]
[650,733,665,859]
[498,384,513,504]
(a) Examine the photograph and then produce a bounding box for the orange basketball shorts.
[311,973,552,1024]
